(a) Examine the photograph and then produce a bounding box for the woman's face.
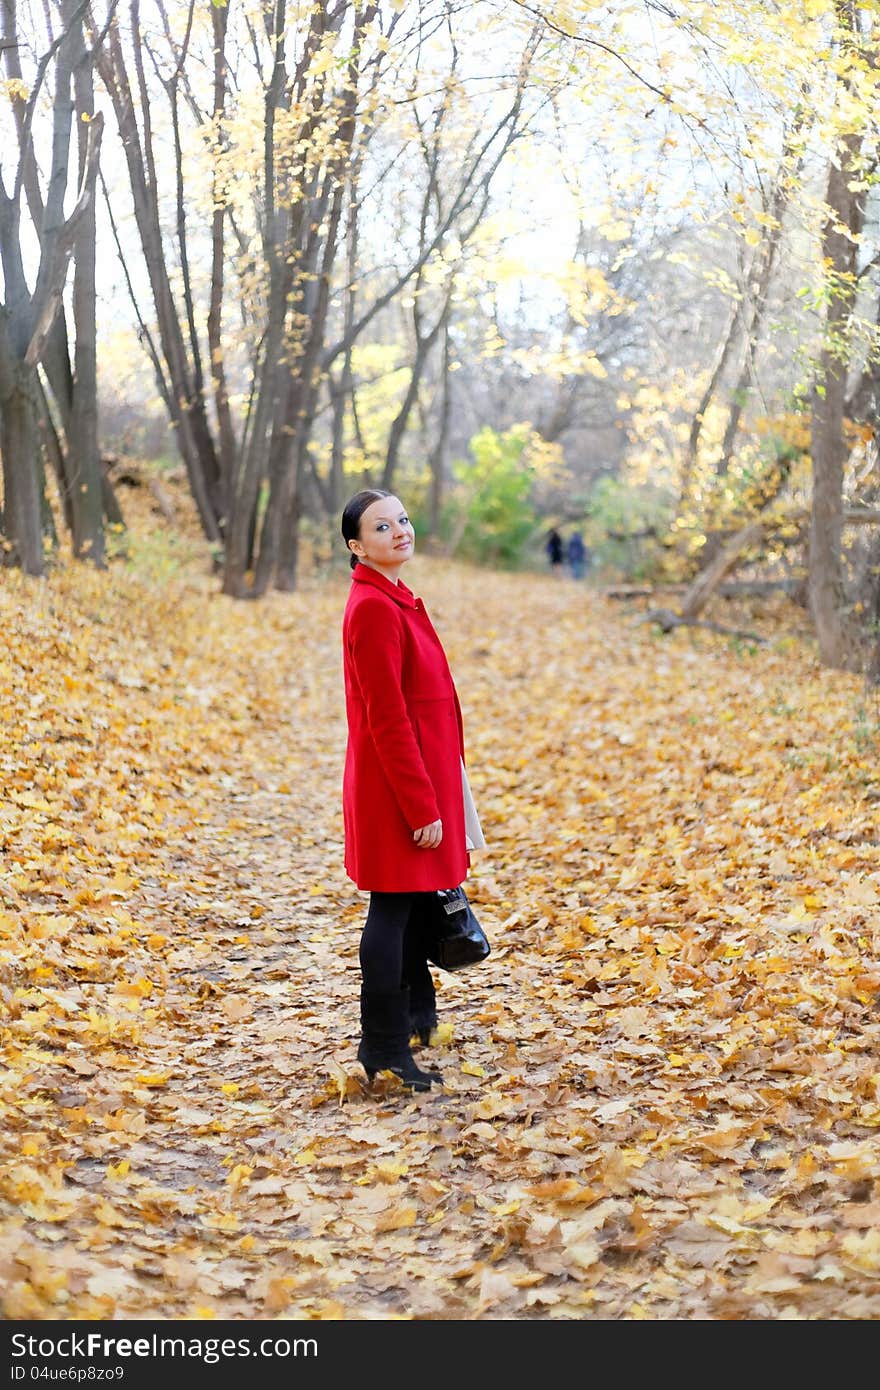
[350,496,415,575]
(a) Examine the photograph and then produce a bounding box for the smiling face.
[348,496,415,580]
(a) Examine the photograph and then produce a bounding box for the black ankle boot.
[409,1005,437,1048]
[409,983,437,1047]
[405,957,437,1046]
[358,986,443,1092]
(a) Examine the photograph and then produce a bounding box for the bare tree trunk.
[275,470,303,592]
[253,194,342,596]
[36,375,74,532]
[0,0,104,574]
[714,160,793,482]
[207,0,236,524]
[678,297,742,512]
[67,0,104,564]
[809,133,863,671]
[427,304,452,536]
[329,179,360,516]
[679,521,765,621]
[250,1,362,597]
[0,347,44,573]
[221,0,304,597]
[222,299,288,596]
[328,368,347,515]
[681,112,806,509]
[381,111,446,492]
[381,310,445,490]
[95,5,223,545]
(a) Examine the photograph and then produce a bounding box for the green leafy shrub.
[584,475,674,580]
[442,425,544,569]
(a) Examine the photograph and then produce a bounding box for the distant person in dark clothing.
[566,530,589,580]
[545,527,564,573]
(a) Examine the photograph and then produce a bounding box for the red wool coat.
[342,563,469,892]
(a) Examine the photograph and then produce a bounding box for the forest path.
[3,554,880,1319]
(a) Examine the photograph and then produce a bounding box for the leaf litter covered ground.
[3,517,880,1320]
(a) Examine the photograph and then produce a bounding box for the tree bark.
[248,1,362,597]
[0,0,104,573]
[427,302,452,536]
[67,0,104,564]
[381,306,445,491]
[95,5,223,544]
[328,171,360,517]
[680,110,806,513]
[679,520,765,622]
[0,347,45,574]
[809,133,864,670]
[713,162,792,483]
[207,0,236,524]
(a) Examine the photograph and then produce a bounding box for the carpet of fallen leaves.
[4,492,880,1322]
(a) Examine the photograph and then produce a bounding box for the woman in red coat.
[341,489,483,1092]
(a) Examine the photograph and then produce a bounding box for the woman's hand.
[413,818,443,849]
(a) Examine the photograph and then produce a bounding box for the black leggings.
[359,891,434,996]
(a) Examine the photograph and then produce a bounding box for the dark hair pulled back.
[340,489,394,569]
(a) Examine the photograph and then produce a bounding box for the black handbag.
[423,886,490,971]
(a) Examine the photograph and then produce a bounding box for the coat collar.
[351,562,419,609]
